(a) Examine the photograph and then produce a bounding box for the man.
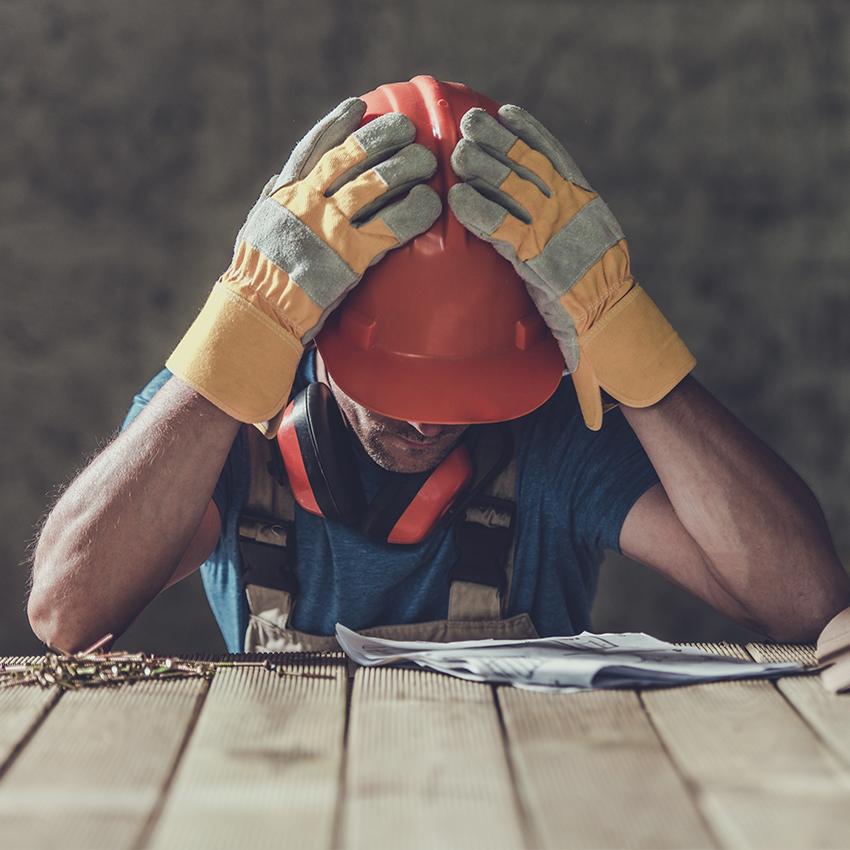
[27,77,849,654]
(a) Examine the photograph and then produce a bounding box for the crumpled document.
[335,624,807,692]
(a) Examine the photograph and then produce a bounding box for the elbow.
[28,547,91,655]
[761,573,850,645]
[763,620,825,645]
[26,578,66,651]
[28,501,123,654]
[28,536,57,647]
[28,523,63,646]
[27,589,93,655]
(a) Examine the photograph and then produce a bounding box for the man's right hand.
[167,98,441,435]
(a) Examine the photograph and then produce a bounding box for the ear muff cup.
[290,382,365,526]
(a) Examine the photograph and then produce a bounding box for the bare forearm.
[622,376,850,640]
[29,376,240,651]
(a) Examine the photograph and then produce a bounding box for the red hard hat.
[315,75,564,424]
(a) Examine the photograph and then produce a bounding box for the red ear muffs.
[278,382,365,526]
[277,383,474,544]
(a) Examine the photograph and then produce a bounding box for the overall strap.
[446,422,520,622]
[239,428,298,639]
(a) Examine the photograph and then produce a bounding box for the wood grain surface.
[341,667,525,850]
[0,647,847,850]
[642,642,850,850]
[147,657,347,850]
[747,643,850,772]
[0,677,206,850]
[498,686,716,849]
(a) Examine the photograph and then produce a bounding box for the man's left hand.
[448,104,695,430]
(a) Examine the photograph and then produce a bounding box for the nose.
[406,421,444,438]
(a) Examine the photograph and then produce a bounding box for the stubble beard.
[325,374,467,474]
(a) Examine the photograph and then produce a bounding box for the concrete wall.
[3,0,848,653]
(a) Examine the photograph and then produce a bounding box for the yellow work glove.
[448,106,695,430]
[167,98,441,435]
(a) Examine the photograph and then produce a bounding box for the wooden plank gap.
[0,674,211,849]
[635,689,723,849]
[330,665,355,850]
[739,642,759,661]
[342,667,524,849]
[769,685,850,782]
[498,685,714,848]
[740,640,820,743]
[641,642,850,849]
[745,643,850,779]
[737,641,813,716]
[492,685,538,850]
[0,687,61,785]
[132,677,211,850]
[147,656,348,850]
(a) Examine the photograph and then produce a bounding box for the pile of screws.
[0,634,333,691]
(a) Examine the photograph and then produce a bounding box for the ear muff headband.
[360,466,432,543]
[384,445,474,544]
[281,383,365,525]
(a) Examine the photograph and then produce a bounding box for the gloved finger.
[497,104,592,190]
[234,174,278,252]
[311,112,416,195]
[297,177,442,337]
[447,182,525,257]
[333,143,436,220]
[274,98,366,190]
[451,138,540,224]
[459,108,555,195]
[357,184,442,265]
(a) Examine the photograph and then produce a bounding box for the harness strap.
[444,424,517,621]
[240,431,298,636]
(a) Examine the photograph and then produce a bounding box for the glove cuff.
[166,280,303,433]
[570,284,696,430]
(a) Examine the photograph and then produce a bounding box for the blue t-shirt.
[124,352,659,652]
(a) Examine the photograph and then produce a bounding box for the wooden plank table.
[0,644,846,850]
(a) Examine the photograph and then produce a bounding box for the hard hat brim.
[317,316,565,424]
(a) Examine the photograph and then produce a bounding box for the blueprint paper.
[335,624,806,692]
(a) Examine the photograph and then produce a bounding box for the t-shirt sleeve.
[120,368,236,519]
[121,368,172,431]
[570,404,660,555]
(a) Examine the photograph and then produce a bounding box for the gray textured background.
[3,0,849,653]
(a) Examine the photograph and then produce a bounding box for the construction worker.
[28,77,849,654]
